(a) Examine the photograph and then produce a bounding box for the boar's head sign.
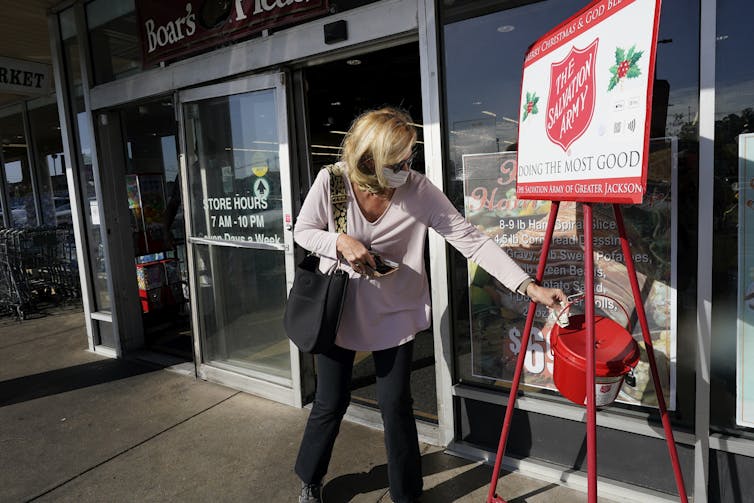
[546,39,598,152]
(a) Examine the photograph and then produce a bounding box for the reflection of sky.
[444,0,583,134]
[229,91,279,179]
[76,112,93,162]
[444,0,701,144]
[161,136,178,181]
[716,0,754,117]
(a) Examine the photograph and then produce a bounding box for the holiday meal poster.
[738,133,754,427]
[463,143,677,409]
[517,0,662,204]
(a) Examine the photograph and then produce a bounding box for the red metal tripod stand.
[486,202,688,503]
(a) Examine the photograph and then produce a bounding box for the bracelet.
[516,277,536,296]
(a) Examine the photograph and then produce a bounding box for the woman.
[293,107,565,503]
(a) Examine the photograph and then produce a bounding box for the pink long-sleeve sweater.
[293,164,530,351]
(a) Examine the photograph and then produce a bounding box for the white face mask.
[383,168,410,188]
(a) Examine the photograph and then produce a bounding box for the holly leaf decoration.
[615,47,626,65]
[608,74,620,92]
[608,45,644,91]
[522,91,539,121]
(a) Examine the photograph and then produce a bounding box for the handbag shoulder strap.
[326,164,347,234]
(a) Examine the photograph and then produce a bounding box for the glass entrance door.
[180,74,299,404]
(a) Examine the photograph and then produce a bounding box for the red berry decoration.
[527,102,534,113]
[618,60,630,78]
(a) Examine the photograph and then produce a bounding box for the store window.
[28,96,68,227]
[711,0,754,438]
[184,89,290,380]
[441,0,699,426]
[60,6,115,348]
[86,0,140,85]
[0,105,37,228]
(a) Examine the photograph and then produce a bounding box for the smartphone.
[368,252,399,277]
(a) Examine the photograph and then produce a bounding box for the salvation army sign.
[546,40,598,151]
[516,0,662,204]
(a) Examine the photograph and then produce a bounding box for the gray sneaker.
[298,481,322,503]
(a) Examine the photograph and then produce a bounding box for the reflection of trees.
[668,112,699,142]
[712,108,753,282]
[715,107,754,186]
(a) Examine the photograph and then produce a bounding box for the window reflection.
[187,91,283,243]
[61,6,113,325]
[711,0,754,437]
[86,0,140,85]
[194,244,290,379]
[28,96,68,227]
[442,0,699,426]
[0,106,37,228]
[185,87,291,381]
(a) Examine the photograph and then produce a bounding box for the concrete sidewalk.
[0,307,603,503]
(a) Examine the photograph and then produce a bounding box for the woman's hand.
[526,283,566,309]
[336,234,376,274]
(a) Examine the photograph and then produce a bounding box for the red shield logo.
[546,39,599,151]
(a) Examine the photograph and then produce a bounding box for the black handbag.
[283,165,348,353]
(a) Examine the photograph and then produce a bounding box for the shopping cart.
[0,226,80,320]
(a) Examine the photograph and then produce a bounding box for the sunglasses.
[386,152,416,174]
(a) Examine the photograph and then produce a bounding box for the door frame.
[177,72,303,407]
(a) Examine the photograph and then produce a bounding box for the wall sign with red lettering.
[516,0,662,204]
[137,0,330,67]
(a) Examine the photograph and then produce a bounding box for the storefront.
[48,0,754,500]
[0,55,77,319]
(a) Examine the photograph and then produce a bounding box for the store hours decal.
[202,180,281,245]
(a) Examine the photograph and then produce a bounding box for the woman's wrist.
[516,277,536,297]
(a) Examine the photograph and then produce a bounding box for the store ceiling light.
[481,111,497,117]
[311,144,342,150]
[225,147,278,153]
[346,59,362,66]
[329,130,349,135]
[497,25,515,33]
[502,116,519,124]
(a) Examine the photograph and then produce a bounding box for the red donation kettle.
[550,311,640,407]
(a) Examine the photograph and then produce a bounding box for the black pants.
[294,341,423,503]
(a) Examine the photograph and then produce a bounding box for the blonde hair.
[340,107,417,194]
